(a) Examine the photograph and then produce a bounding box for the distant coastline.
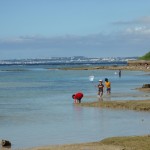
[0,56,134,65]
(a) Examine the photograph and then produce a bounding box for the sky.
[0,0,150,59]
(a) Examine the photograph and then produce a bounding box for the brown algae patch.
[79,100,150,111]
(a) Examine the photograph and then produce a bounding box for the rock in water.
[142,84,150,88]
[1,139,11,147]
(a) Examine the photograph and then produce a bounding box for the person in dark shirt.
[97,80,104,97]
[72,92,83,103]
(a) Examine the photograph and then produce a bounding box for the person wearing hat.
[97,80,104,98]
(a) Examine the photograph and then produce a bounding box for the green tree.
[139,52,150,60]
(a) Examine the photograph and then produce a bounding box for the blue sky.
[0,0,150,59]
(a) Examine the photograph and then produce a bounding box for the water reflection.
[104,95,111,101]
[0,146,11,150]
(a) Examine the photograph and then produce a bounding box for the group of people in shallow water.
[72,70,121,103]
[72,78,111,104]
[97,78,111,98]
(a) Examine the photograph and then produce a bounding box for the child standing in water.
[105,78,111,94]
[97,80,104,99]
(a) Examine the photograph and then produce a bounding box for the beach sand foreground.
[25,135,150,150]
[26,144,123,150]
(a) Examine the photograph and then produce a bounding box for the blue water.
[0,64,150,149]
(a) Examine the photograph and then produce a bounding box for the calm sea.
[0,63,150,149]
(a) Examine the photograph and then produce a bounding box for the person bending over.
[72,92,83,103]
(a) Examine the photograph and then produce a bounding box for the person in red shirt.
[72,92,83,103]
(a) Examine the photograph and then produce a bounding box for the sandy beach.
[24,135,150,150]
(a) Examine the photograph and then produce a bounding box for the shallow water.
[0,65,150,149]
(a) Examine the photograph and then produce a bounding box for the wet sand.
[60,65,150,72]
[79,99,150,111]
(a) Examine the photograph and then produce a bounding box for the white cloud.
[123,26,150,35]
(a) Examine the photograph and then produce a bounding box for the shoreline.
[25,135,150,150]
